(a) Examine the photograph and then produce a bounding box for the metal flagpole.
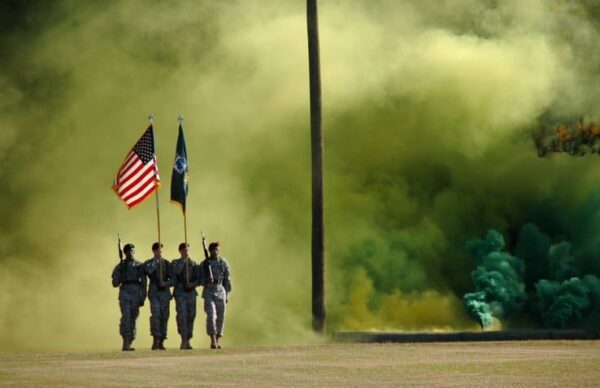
[184,212,188,244]
[149,114,161,241]
[179,115,190,287]
[184,210,190,287]
[149,113,164,281]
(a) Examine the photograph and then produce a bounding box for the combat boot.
[122,337,135,351]
[210,335,218,349]
[180,336,189,350]
[158,338,166,350]
[152,337,160,350]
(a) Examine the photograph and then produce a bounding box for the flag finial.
[178,115,184,124]
[148,113,155,125]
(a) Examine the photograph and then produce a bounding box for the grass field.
[1,341,599,386]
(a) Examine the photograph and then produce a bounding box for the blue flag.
[170,123,188,213]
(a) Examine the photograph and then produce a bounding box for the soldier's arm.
[222,259,232,294]
[194,261,203,287]
[165,260,175,287]
[111,264,121,288]
[144,258,156,274]
[197,260,208,286]
[139,264,148,299]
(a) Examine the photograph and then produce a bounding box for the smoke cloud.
[1,0,600,350]
[463,225,600,330]
[463,230,527,327]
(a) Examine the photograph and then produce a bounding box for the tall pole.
[155,190,162,243]
[179,115,190,287]
[150,113,162,244]
[150,113,164,281]
[307,0,325,332]
[184,212,188,244]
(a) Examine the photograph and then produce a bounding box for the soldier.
[143,242,173,350]
[111,243,147,351]
[171,242,201,350]
[200,242,232,349]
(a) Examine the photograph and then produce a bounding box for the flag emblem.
[113,125,161,209]
[174,155,187,174]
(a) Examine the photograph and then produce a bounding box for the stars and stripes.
[113,125,161,209]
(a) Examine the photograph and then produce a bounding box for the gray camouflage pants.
[204,292,226,336]
[175,293,196,338]
[119,299,140,340]
[149,290,171,339]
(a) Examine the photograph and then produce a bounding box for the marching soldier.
[200,242,232,349]
[111,243,146,351]
[143,242,173,350]
[171,243,201,350]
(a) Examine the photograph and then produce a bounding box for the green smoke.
[1,0,600,350]
[535,276,600,329]
[463,224,600,330]
[463,230,527,327]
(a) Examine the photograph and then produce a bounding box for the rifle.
[201,231,214,284]
[201,231,209,259]
[118,234,124,261]
[118,234,125,284]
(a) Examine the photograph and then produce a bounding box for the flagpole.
[178,115,190,286]
[149,113,164,284]
[149,113,162,243]
[155,190,162,243]
[184,211,188,244]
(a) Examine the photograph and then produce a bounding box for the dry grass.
[1,341,599,387]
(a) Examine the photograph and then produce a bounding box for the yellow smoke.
[0,0,598,350]
[340,269,477,332]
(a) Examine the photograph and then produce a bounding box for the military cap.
[123,243,135,253]
[208,242,220,251]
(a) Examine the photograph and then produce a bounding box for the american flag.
[113,125,161,209]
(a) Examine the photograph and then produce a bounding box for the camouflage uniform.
[143,257,173,347]
[171,257,201,345]
[200,257,232,338]
[111,257,146,348]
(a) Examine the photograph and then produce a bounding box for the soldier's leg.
[131,299,140,341]
[187,295,196,340]
[175,297,188,337]
[149,296,161,349]
[204,296,217,336]
[215,297,226,337]
[155,294,169,350]
[119,299,131,339]
[161,293,170,341]
[120,299,138,351]
[149,297,162,340]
